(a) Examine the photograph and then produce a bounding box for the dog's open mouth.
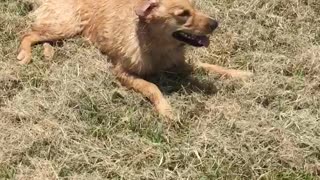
[172,31,210,47]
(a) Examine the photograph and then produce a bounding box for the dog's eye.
[177,10,191,17]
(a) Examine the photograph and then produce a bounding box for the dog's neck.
[118,20,187,76]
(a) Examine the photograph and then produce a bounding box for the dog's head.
[135,0,218,47]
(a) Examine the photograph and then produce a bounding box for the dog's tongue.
[198,36,210,47]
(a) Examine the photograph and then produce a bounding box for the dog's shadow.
[147,72,218,96]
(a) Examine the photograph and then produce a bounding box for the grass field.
[1,0,320,179]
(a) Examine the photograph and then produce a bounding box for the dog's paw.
[43,43,55,60]
[225,70,253,80]
[156,100,174,120]
[17,49,32,64]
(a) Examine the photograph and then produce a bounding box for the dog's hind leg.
[114,66,174,119]
[196,62,253,80]
[17,31,41,64]
[17,24,81,64]
[17,0,83,64]
[43,42,55,60]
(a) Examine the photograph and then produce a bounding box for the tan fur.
[18,0,252,119]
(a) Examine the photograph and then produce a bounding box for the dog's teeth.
[180,32,199,41]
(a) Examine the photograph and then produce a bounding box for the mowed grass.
[0,0,320,179]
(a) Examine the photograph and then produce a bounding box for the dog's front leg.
[196,62,253,80]
[113,66,173,119]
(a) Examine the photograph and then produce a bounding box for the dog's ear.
[135,0,158,20]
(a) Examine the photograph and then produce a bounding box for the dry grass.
[1,0,320,179]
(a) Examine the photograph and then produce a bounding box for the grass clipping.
[0,0,320,179]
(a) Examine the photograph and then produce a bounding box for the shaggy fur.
[17,0,252,118]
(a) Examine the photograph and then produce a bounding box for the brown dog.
[18,0,252,119]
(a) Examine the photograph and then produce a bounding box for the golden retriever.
[18,0,252,119]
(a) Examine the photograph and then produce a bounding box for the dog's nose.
[209,20,219,32]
